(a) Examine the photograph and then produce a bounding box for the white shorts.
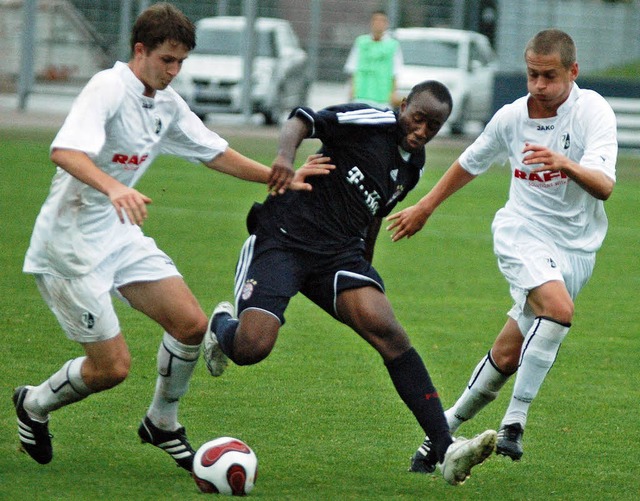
[35,235,181,343]
[492,211,595,330]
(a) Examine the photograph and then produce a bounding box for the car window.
[398,39,460,68]
[194,27,277,57]
[279,24,301,50]
[470,41,488,67]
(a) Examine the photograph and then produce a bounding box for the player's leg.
[337,286,450,456]
[497,280,572,460]
[204,235,299,371]
[14,272,127,464]
[337,286,495,484]
[217,308,282,365]
[489,217,584,459]
[119,276,205,471]
[410,319,519,473]
[446,318,521,432]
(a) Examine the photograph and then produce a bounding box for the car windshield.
[194,27,277,57]
[398,39,460,68]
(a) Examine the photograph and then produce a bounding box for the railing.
[607,97,640,150]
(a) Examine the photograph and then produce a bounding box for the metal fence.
[1,0,461,93]
[2,0,639,111]
[496,0,640,74]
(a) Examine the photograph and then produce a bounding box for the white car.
[394,28,498,135]
[172,16,310,124]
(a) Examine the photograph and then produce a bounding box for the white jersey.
[459,83,617,253]
[24,61,228,277]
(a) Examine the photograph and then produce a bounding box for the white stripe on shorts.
[234,235,256,305]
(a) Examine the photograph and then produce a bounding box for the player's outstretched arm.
[205,147,272,184]
[205,148,333,193]
[386,160,476,241]
[50,148,152,225]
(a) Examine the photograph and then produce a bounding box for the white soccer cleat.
[204,302,234,377]
[440,429,497,486]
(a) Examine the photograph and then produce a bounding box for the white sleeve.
[459,108,508,175]
[578,95,617,182]
[51,71,123,157]
[161,94,229,163]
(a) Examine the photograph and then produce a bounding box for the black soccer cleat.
[13,386,53,464]
[496,423,524,460]
[138,416,195,472]
[408,436,438,474]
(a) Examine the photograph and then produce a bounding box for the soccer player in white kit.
[386,29,617,470]
[13,3,330,471]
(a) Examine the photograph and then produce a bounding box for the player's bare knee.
[88,358,130,391]
[558,301,574,324]
[366,326,411,361]
[172,313,208,345]
[233,343,272,366]
[545,301,574,325]
[490,346,519,374]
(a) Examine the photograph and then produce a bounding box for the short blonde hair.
[524,29,576,68]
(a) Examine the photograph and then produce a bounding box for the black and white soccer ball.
[192,437,258,495]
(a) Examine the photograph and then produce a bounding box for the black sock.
[386,347,453,461]
[214,316,239,361]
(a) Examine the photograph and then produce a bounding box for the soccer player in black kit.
[204,81,497,485]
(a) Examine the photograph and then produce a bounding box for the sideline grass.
[1,128,638,500]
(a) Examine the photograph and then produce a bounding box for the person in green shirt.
[344,10,403,108]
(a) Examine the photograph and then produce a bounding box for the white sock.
[445,352,510,433]
[502,317,570,428]
[146,332,200,431]
[24,357,93,421]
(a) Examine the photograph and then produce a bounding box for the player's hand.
[108,185,152,225]
[386,204,430,241]
[268,158,295,195]
[523,142,567,173]
[290,154,335,191]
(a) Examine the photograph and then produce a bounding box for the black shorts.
[233,233,385,325]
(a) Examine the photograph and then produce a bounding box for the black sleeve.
[290,103,381,143]
[290,106,340,142]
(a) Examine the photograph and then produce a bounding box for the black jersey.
[254,104,425,254]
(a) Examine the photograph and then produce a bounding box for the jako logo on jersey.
[546,257,557,268]
[561,132,570,149]
[514,168,568,182]
[154,116,162,135]
[112,153,149,171]
[537,125,554,131]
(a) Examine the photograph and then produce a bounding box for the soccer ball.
[192,437,258,495]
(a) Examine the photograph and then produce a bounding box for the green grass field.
[0,127,638,500]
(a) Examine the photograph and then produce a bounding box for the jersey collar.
[115,61,148,96]
[556,82,580,116]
